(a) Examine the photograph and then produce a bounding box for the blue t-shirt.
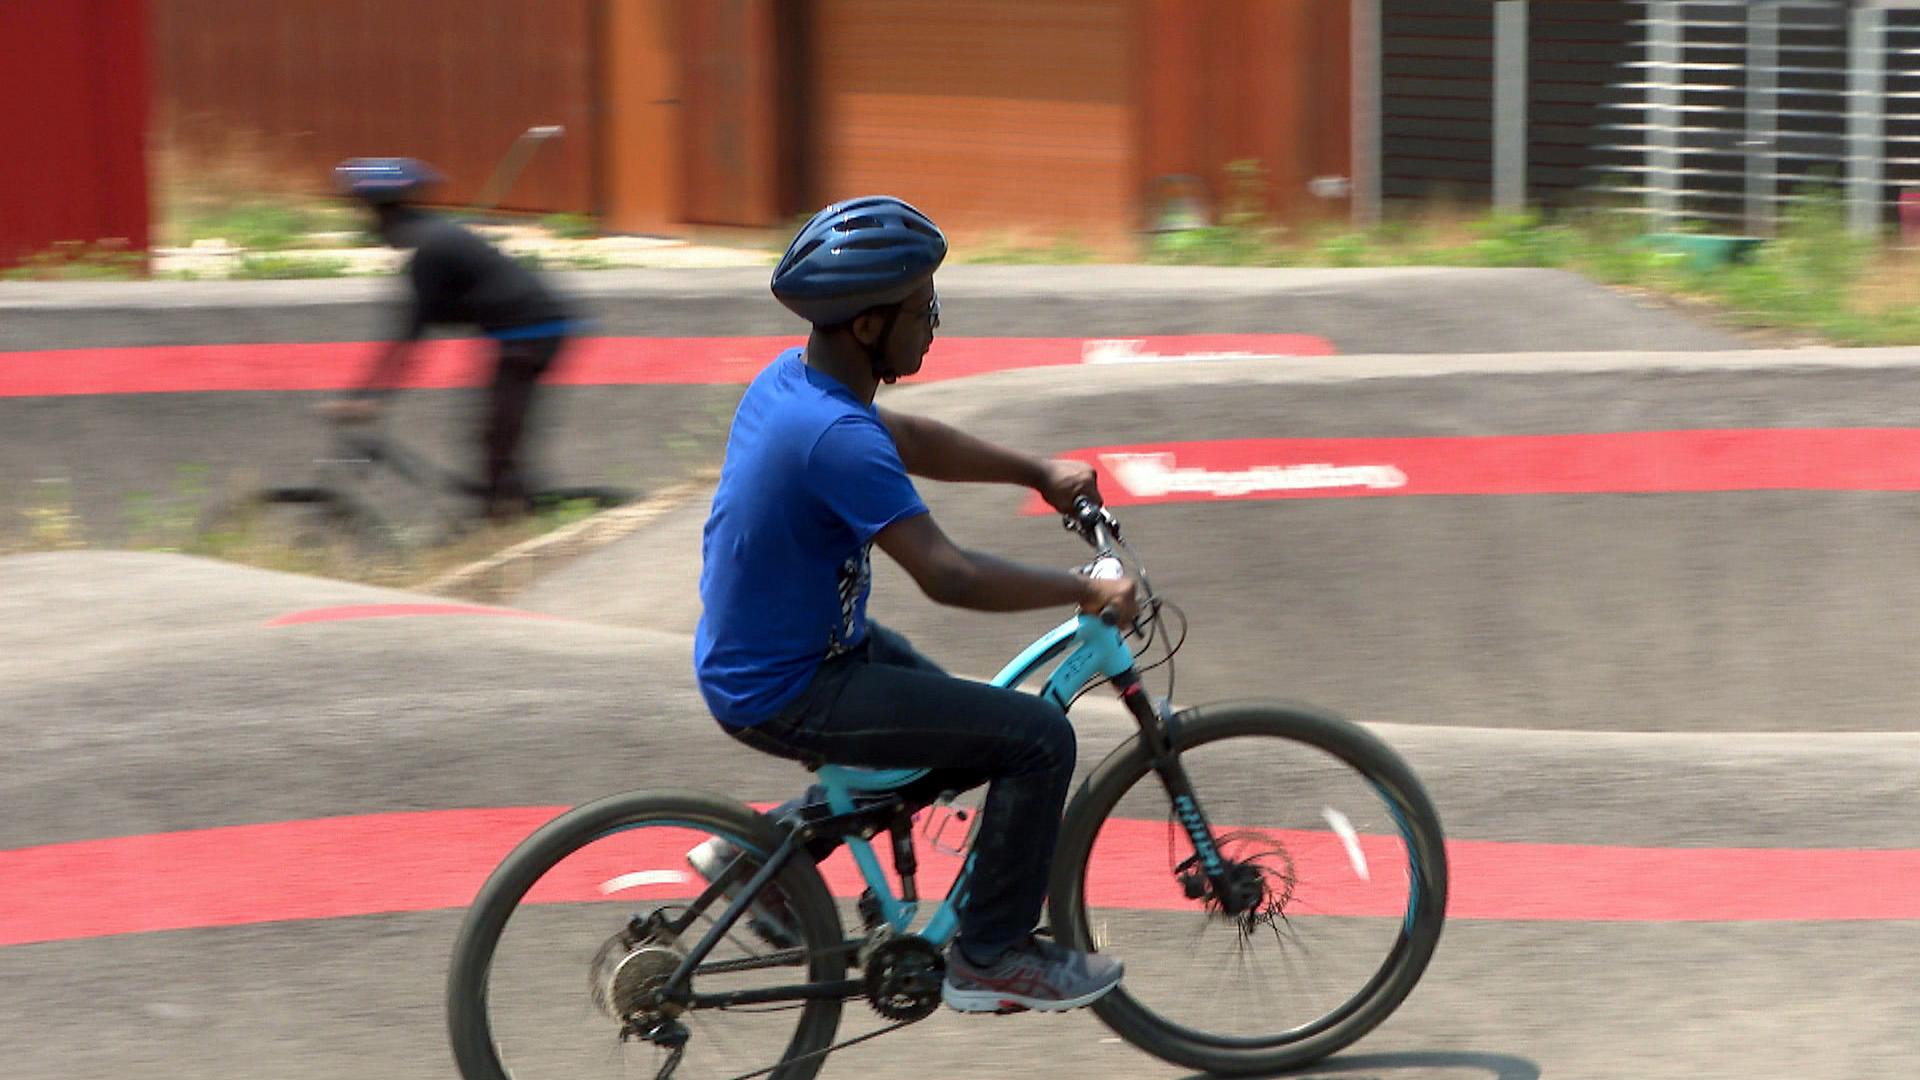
[694,349,929,726]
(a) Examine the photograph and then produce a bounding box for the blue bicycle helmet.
[333,157,445,204]
[770,196,947,327]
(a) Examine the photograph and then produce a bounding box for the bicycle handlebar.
[1067,496,1135,627]
[1066,495,1120,553]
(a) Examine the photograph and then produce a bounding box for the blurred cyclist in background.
[320,157,580,522]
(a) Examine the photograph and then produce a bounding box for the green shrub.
[231,254,351,279]
[540,213,599,240]
[173,199,359,251]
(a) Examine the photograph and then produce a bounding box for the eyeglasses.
[872,292,939,331]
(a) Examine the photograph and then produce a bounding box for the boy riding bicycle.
[691,196,1141,1014]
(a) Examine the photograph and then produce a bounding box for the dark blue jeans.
[724,625,1076,962]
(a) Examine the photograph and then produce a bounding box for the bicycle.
[200,416,633,559]
[445,498,1449,1080]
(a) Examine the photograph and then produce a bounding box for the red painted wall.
[0,0,151,268]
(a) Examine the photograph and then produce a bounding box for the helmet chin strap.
[864,304,904,384]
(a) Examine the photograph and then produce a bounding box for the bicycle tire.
[446,790,848,1080]
[1048,701,1448,1076]
[199,486,400,558]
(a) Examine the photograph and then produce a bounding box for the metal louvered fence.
[1352,0,1920,235]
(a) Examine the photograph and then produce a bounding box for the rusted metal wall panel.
[153,0,596,214]
[603,0,682,234]
[811,0,1135,239]
[678,0,793,227]
[0,0,151,266]
[1139,0,1352,226]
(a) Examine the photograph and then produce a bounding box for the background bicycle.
[198,415,633,564]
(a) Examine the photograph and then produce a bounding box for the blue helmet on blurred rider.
[333,157,445,205]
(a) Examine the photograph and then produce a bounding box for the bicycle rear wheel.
[198,486,400,561]
[447,791,849,1080]
[1048,701,1448,1076]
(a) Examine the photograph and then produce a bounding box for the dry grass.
[1377,198,1490,249]
[950,225,1124,264]
[1849,247,1920,317]
[183,503,614,591]
[0,475,714,606]
[150,131,362,249]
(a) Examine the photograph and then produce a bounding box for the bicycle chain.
[715,1015,924,1080]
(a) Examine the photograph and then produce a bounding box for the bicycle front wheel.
[1048,701,1448,1076]
[447,790,849,1080]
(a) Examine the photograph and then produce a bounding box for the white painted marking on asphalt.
[599,870,692,894]
[1081,339,1270,365]
[1100,451,1407,498]
[1324,808,1370,881]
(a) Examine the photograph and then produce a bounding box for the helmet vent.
[783,237,827,267]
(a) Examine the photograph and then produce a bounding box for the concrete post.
[1351,0,1383,226]
[1647,1,1683,230]
[1848,2,1888,236]
[1744,1,1779,236]
[1494,1,1529,214]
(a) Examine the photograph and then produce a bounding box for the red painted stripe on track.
[4,809,1916,947]
[263,604,558,627]
[0,334,1332,397]
[1022,430,1920,511]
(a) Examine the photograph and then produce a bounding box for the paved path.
[2,273,1913,1080]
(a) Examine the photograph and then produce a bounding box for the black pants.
[482,335,564,518]
[726,625,1077,962]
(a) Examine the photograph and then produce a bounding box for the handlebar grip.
[1067,495,1120,548]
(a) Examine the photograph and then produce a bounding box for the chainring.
[862,936,946,1021]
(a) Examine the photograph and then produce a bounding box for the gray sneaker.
[685,837,802,950]
[941,934,1124,1014]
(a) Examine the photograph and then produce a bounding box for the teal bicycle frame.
[814,611,1139,948]
[655,501,1258,1018]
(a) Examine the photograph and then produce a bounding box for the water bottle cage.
[919,791,979,857]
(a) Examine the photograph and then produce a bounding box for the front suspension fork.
[1110,669,1256,915]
